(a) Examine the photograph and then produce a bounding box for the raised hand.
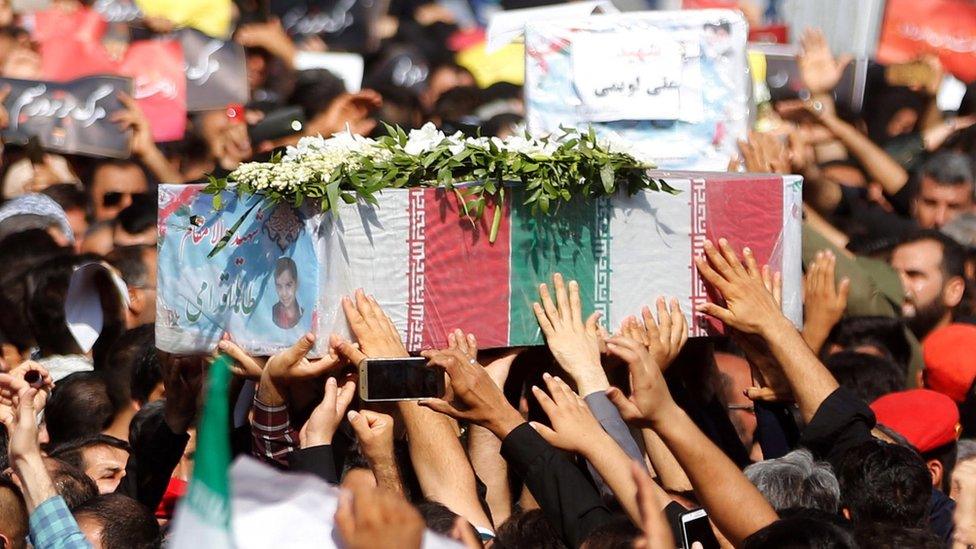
[632,463,676,549]
[798,29,852,95]
[635,297,688,371]
[265,333,342,384]
[0,376,40,463]
[694,239,786,337]
[418,346,524,438]
[802,250,850,353]
[218,334,266,381]
[348,409,395,463]
[342,289,408,359]
[448,328,523,389]
[529,373,608,454]
[604,336,678,428]
[334,485,425,549]
[533,273,608,396]
[300,376,356,447]
[0,361,53,415]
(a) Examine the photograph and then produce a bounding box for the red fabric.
[155,477,188,520]
[419,188,511,350]
[700,175,784,334]
[34,7,187,141]
[923,323,976,402]
[870,389,960,453]
[876,0,976,83]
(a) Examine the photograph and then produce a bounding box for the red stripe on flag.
[420,189,512,350]
[699,175,785,334]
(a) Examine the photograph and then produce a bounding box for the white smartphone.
[680,508,719,549]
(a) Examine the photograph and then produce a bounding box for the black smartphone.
[25,135,44,164]
[247,107,305,145]
[680,508,719,549]
[358,357,445,402]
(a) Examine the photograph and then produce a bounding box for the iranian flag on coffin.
[317,171,803,350]
[156,171,802,355]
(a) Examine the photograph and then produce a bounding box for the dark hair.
[274,257,297,281]
[578,515,642,549]
[102,324,154,411]
[44,372,115,446]
[837,440,931,528]
[493,509,567,549]
[41,183,89,213]
[898,229,967,280]
[431,85,483,126]
[920,151,975,187]
[73,494,161,549]
[743,513,856,549]
[130,344,163,405]
[106,246,152,289]
[371,85,423,131]
[483,113,523,138]
[289,69,347,119]
[824,316,912,370]
[0,229,65,351]
[128,400,167,462]
[26,254,95,356]
[48,434,130,472]
[824,351,905,403]
[416,500,477,540]
[481,82,522,103]
[45,458,97,510]
[116,193,156,236]
[852,523,942,549]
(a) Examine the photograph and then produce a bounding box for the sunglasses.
[103,191,131,208]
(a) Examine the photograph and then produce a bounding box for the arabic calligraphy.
[282,0,358,36]
[184,276,259,323]
[592,77,680,98]
[8,83,115,129]
[185,40,224,86]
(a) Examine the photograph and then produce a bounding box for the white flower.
[499,135,559,159]
[403,123,446,156]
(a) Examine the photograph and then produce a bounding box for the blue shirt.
[29,496,92,549]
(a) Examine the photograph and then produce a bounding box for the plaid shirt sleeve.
[251,395,297,468]
[29,496,92,549]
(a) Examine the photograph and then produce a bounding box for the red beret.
[923,323,976,402]
[870,389,960,453]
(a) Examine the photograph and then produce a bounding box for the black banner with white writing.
[0,75,132,158]
[179,29,249,111]
[270,0,383,53]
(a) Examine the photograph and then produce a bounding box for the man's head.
[742,511,856,549]
[494,509,566,549]
[871,389,961,493]
[715,352,761,461]
[41,183,90,244]
[107,246,157,328]
[130,345,164,407]
[49,435,131,494]
[824,315,912,370]
[912,151,975,229]
[825,351,905,404]
[103,324,154,414]
[744,449,840,514]
[421,62,476,111]
[89,160,148,222]
[26,254,89,357]
[889,230,966,338]
[111,194,157,248]
[837,439,931,528]
[0,229,66,357]
[44,372,115,446]
[0,477,27,549]
[43,457,98,510]
[74,493,160,549]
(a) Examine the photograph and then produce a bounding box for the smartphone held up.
[358,357,445,402]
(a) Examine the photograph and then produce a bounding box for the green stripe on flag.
[508,190,606,345]
[185,353,232,526]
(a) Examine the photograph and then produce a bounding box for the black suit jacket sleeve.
[501,423,613,548]
[289,445,339,484]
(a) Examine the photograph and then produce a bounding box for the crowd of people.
[0,0,975,548]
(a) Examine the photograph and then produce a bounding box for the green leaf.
[489,203,502,243]
[600,164,614,194]
[212,192,223,210]
[326,181,341,216]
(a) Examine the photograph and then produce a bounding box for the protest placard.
[876,0,976,83]
[156,172,802,356]
[0,75,132,158]
[270,0,386,53]
[524,10,749,170]
[180,28,248,111]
